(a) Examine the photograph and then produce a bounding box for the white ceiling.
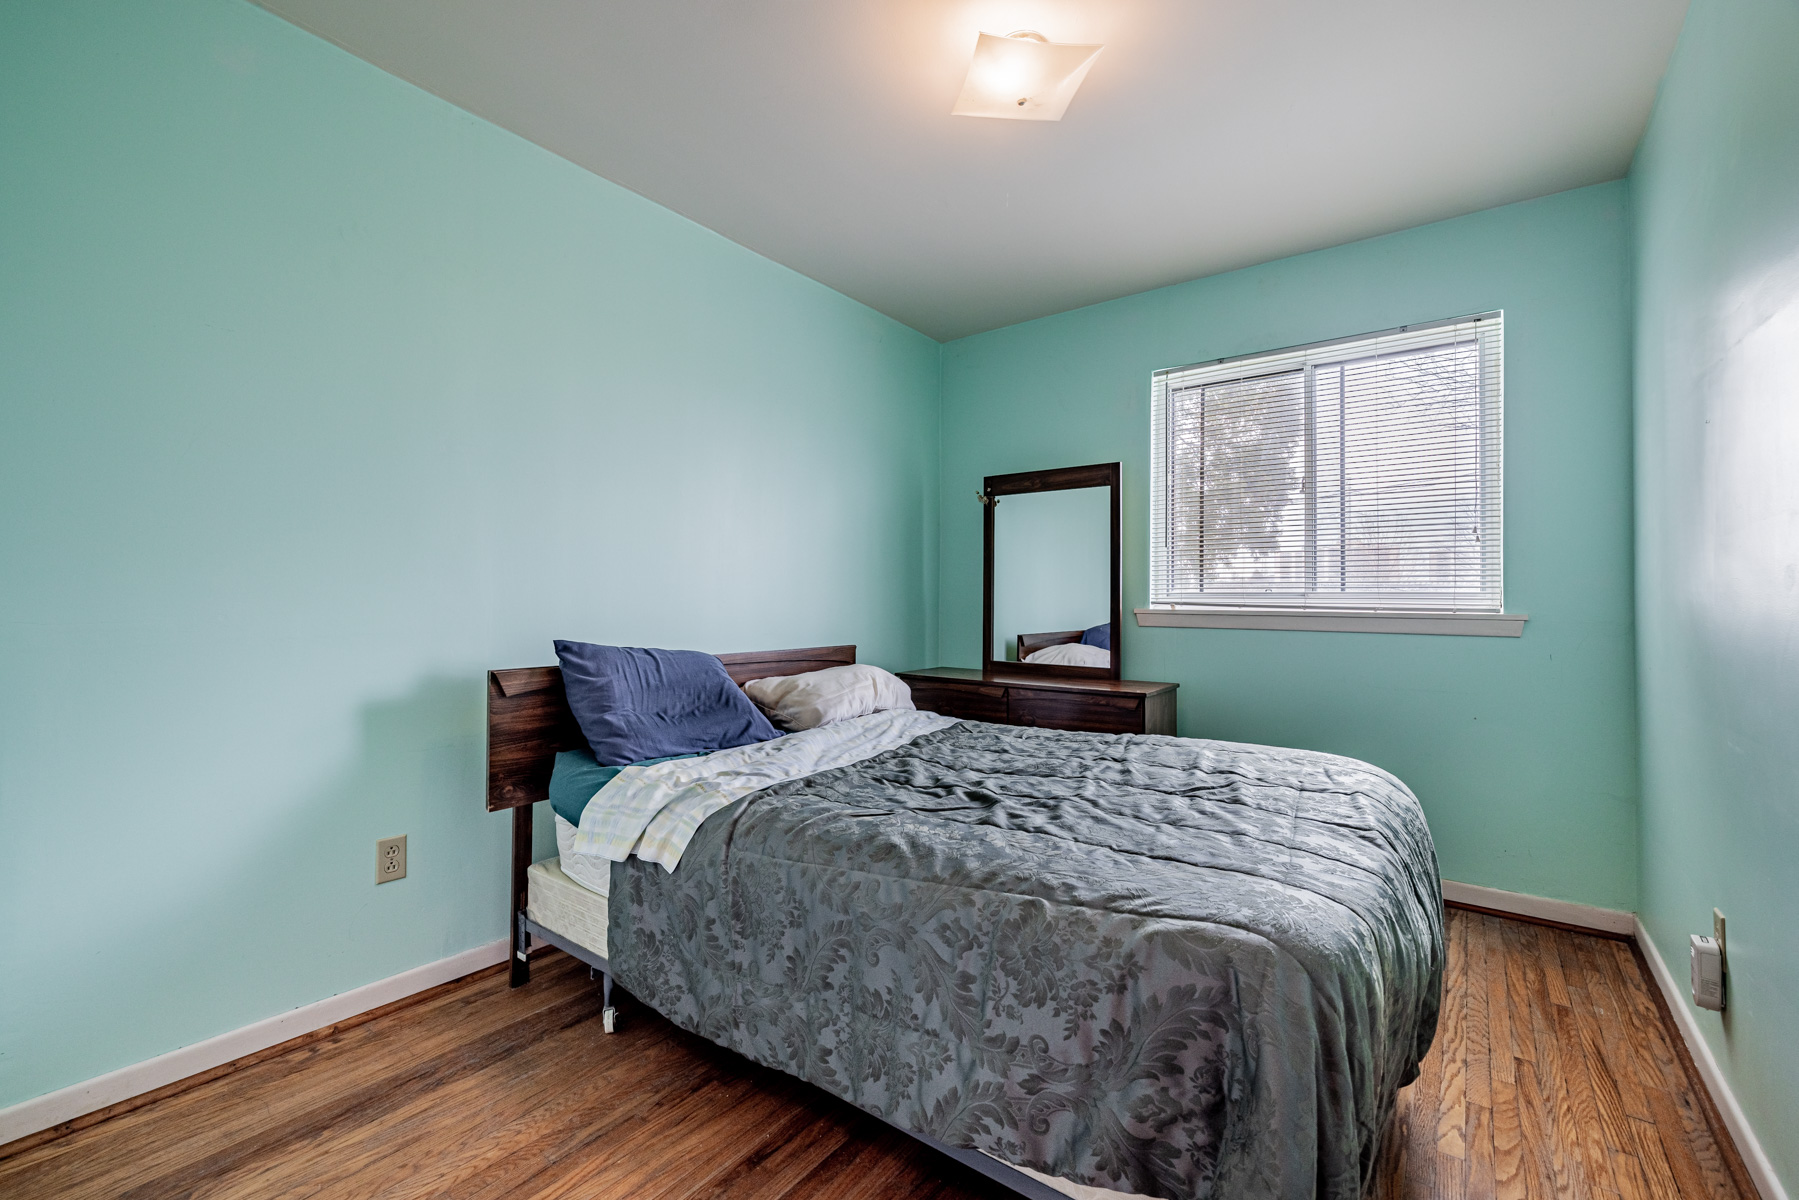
[255,0,1688,341]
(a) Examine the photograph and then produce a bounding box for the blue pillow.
[548,749,700,826]
[554,642,780,766]
[1080,622,1112,650]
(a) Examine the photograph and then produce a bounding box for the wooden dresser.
[898,667,1178,736]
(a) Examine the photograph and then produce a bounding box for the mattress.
[553,813,611,896]
[525,856,608,960]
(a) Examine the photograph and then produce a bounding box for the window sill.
[1133,607,1528,637]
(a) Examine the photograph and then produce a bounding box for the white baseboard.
[1634,918,1788,1200]
[0,938,508,1149]
[1440,879,1637,936]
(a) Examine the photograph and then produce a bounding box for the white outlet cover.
[377,835,407,883]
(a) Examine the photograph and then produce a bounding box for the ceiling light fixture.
[951,30,1103,122]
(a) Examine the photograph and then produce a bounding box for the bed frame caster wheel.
[602,1007,617,1034]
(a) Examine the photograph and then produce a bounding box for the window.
[1147,313,1518,634]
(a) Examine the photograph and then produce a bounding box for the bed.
[1017,629,1087,659]
[485,644,1445,1200]
[1016,628,1112,669]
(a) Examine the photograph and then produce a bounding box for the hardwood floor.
[1376,911,1754,1200]
[0,909,1755,1200]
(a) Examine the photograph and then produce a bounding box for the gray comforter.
[609,721,1443,1200]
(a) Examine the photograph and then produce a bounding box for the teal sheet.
[546,749,699,827]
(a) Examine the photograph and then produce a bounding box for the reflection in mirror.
[992,485,1112,666]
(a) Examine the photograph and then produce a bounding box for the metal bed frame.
[515,912,617,1033]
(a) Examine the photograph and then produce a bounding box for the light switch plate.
[378,835,407,883]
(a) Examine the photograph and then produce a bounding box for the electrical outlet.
[377,835,407,883]
[1713,908,1727,965]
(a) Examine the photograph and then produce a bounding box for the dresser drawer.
[1007,688,1143,734]
[909,682,1008,723]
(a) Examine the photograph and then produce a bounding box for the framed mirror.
[982,462,1122,680]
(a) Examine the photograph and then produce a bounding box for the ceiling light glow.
[951,30,1103,122]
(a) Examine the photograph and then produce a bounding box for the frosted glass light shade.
[951,31,1103,121]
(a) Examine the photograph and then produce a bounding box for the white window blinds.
[1150,313,1503,613]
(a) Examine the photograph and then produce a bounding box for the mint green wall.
[940,184,1640,910]
[1630,0,1799,1189]
[0,0,938,1109]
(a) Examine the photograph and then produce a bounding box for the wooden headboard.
[1016,629,1084,661]
[484,644,856,812]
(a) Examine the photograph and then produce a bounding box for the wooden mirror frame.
[981,462,1123,681]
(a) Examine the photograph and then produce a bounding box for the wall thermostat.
[1690,934,1724,1012]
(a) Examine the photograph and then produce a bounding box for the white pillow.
[1023,642,1111,668]
[744,663,916,731]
